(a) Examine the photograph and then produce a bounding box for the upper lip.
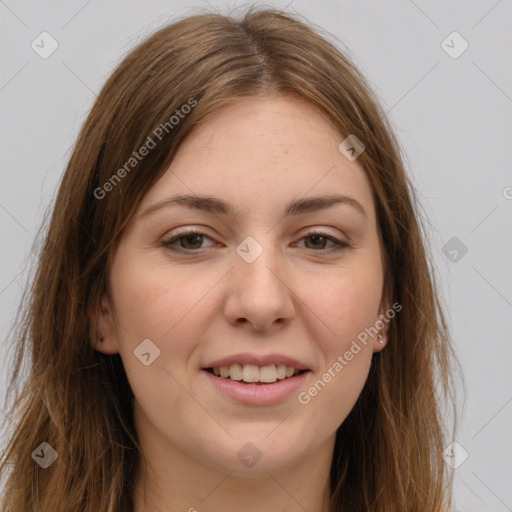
[203,353,311,370]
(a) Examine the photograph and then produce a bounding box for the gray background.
[1,1,511,509]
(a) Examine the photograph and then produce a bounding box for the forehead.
[138,96,376,221]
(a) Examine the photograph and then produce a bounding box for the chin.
[195,430,308,475]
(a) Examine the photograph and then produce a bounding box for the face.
[93,96,389,475]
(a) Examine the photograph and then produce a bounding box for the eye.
[296,232,350,251]
[162,230,216,251]
[161,229,350,254]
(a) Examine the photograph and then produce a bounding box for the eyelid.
[163,225,215,238]
[163,225,347,240]
[300,226,346,239]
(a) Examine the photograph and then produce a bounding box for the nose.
[223,242,295,332]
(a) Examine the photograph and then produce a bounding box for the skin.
[92,95,390,512]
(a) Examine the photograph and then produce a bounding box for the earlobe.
[372,296,392,353]
[372,329,387,354]
[89,293,120,355]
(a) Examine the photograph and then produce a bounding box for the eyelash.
[161,229,350,254]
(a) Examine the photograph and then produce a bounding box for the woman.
[0,7,456,511]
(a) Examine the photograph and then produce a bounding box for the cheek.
[301,267,383,355]
[109,257,225,366]
[292,261,381,425]
[297,277,377,433]
[108,261,220,421]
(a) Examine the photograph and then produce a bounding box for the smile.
[205,363,305,384]
[202,368,311,405]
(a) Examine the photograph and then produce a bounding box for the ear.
[372,294,392,354]
[90,292,120,355]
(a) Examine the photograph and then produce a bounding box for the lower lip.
[202,369,310,405]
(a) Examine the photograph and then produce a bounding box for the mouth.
[203,363,308,384]
[201,363,311,405]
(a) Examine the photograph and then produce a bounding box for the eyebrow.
[139,193,367,219]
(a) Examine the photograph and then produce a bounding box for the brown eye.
[179,233,204,249]
[162,231,215,251]
[296,232,350,252]
[304,234,329,249]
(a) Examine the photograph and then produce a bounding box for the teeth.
[212,364,300,383]
[242,364,260,382]
[229,364,242,381]
[259,364,277,383]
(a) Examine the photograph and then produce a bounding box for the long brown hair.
[0,7,457,511]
